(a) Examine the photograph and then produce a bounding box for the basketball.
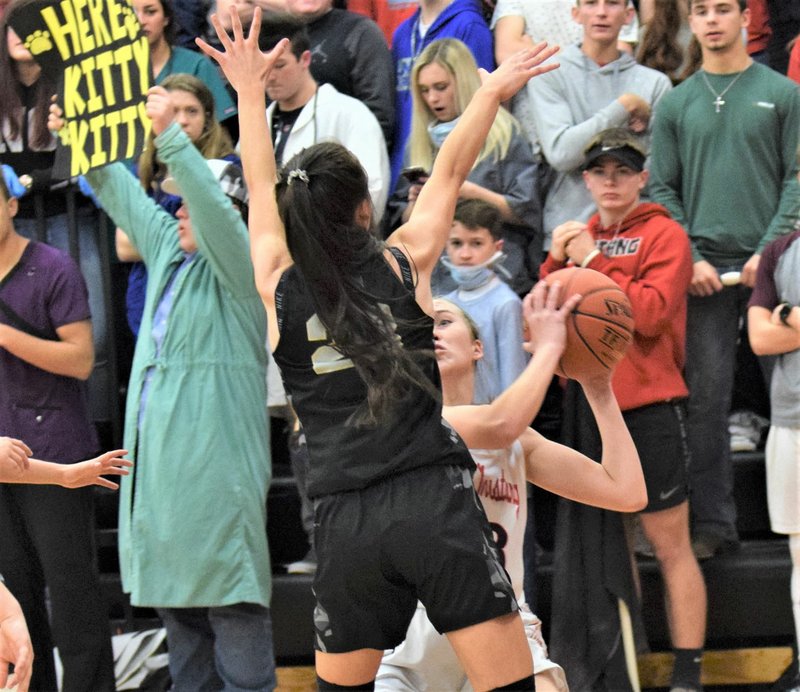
[543,267,634,380]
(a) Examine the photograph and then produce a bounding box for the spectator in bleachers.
[133,0,239,139]
[0,1,112,423]
[541,128,706,691]
[440,199,529,400]
[764,0,800,74]
[258,14,390,222]
[348,0,417,47]
[0,171,114,692]
[388,38,539,294]
[747,227,800,692]
[637,0,700,85]
[173,0,213,49]
[390,0,494,185]
[746,0,771,64]
[201,0,290,50]
[650,0,800,559]
[491,0,641,147]
[0,438,129,692]
[115,74,237,337]
[527,0,670,253]
[52,84,276,690]
[285,0,395,144]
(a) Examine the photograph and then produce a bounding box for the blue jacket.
[390,0,495,184]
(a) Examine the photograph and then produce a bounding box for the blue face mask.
[441,250,506,291]
[427,116,460,149]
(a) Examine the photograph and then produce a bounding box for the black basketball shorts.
[311,463,519,653]
[623,400,691,514]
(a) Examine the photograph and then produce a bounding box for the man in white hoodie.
[528,0,671,251]
[259,13,391,221]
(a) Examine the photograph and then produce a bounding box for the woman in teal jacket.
[67,87,274,691]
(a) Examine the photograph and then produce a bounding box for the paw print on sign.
[119,5,141,39]
[24,30,53,56]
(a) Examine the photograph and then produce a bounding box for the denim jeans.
[157,603,277,692]
[15,208,112,421]
[685,283,755,541]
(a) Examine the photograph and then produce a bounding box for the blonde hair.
[408,39,519,172]
[138,74,234,193]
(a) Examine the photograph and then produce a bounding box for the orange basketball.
[543,267,634,380]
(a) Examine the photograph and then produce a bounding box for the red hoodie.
[540,203,693,411]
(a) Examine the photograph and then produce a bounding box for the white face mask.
[441,250,507,290]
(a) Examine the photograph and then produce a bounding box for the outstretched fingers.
[196,8,288,91]
[516,42,560,77]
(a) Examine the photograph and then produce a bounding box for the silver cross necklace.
[700,66,749,113]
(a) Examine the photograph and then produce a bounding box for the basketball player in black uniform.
[200,10,560,690]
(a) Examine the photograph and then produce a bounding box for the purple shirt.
[0,241,98,462]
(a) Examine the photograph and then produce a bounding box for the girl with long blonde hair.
[398,38,542,295]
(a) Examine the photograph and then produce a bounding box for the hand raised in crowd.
[550,220,589,262]
[690,259,724,296]
[477,42,560,103]
[0,437,31,476]
[521,279,581,358]
[197,7,290,96]
[60,450,132,490]
[0,584,32,692]
[145,86,180,136]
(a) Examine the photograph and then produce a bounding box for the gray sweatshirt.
[528,44,672,247]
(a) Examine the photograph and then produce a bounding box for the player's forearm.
[236,88,289,266]
[480,343,562,446]
[0,325,93,380]
[436,87,504,185]
[237,86,276,199]
[581,378,646,510]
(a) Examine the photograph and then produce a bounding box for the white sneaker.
[728,410,769,452]
[286,549,317,575]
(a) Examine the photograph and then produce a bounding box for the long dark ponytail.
[277,142,438,425]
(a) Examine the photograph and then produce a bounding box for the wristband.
[580,249,601,268]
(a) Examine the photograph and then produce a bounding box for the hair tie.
[287,169,309,185]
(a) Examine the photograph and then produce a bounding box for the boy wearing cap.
[65,86,277,691]
[540,128,706,692]
[527,0,671,252]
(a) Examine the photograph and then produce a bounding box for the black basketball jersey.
[273,247,472,497]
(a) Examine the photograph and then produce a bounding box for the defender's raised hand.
[477,42,560,104]
[196,7,289,95]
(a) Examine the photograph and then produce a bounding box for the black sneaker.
[691,533,739,560]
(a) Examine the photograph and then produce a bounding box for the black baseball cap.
[582,128,646,172]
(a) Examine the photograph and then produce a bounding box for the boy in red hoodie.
[540,128,707,691]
